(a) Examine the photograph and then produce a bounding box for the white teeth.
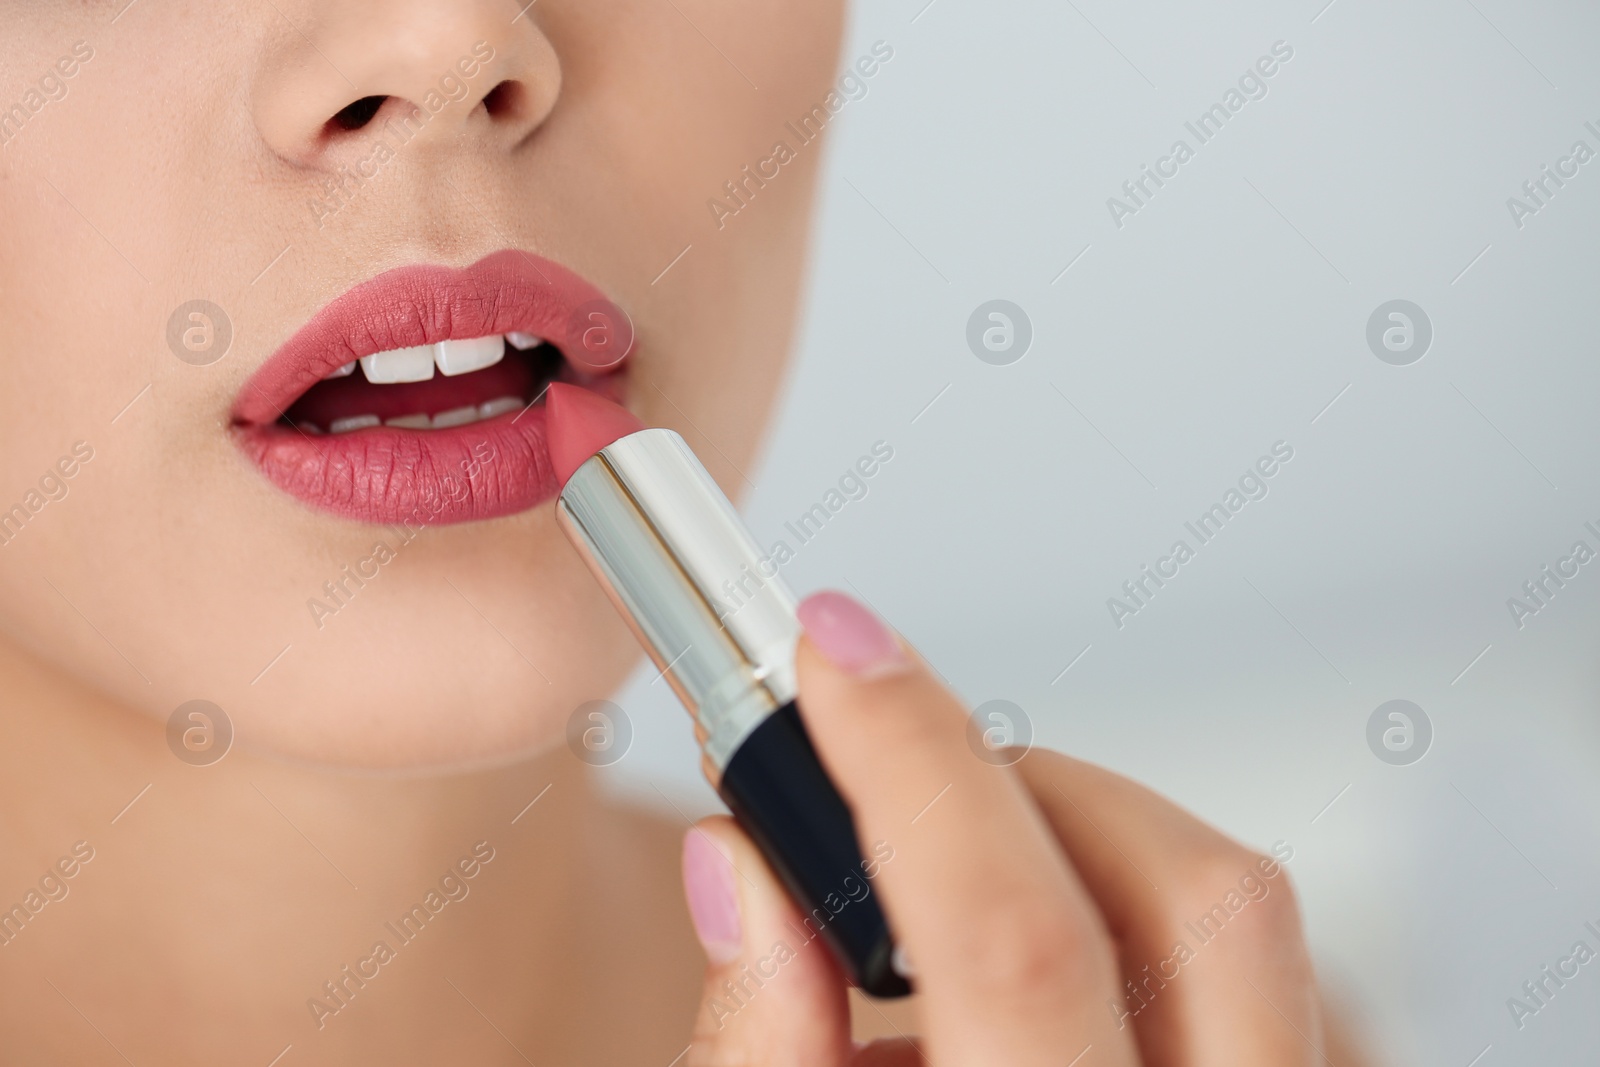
[317,337,533,433]
[350,335,514,382]
[313,395,530,433]
[360,345,435,383]
[431,405,481,429]
[434,335,505,376]
[329,414,381,434]
[478,396,523,420]
[324,361,356,379]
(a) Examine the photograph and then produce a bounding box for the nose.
[252,0,560,166]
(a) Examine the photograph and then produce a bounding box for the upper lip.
[232,249,627,426]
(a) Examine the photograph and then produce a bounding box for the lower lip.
[235,376,626,526]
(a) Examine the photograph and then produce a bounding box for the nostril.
[315,82,531,144]
[481,81,525,121]
[329,95,387,133]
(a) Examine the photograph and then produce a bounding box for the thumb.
[682,816,855,1066]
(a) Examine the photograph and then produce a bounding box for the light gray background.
[602,1,1600,1062]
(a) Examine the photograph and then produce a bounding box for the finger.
[793,591,1140,1067]
[1015,751,1322,1066]
[682,816,854,1067]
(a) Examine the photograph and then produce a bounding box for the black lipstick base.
[716,701,911,999]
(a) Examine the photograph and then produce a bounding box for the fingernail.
[796,590,908,678]
[682,831,742,964]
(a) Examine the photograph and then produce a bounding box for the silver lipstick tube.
[555,428,798,779]
[555,426,911,998]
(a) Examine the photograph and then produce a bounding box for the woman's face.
[0,1,844,767]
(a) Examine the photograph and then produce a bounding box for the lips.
[232,250,633,526]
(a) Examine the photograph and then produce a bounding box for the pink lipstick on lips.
[548,384,912,999]
[231,250,631,526]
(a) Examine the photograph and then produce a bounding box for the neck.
[0,636,592,1060]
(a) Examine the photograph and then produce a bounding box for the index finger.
[792,591,1137,1066]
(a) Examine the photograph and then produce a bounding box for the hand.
[679,591,1324,1066]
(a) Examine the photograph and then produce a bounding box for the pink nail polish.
[682,831,742,964]
[796,591,908,678]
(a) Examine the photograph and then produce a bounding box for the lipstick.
[547,384,911,999]
[231,250,630,526]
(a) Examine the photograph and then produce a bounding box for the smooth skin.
[0,0,839,768]
[0,1,1345,1062]
[0,1,838,1060]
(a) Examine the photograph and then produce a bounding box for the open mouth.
[281,332,562,435]
[231,249,633,526]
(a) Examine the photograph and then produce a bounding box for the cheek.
[536,1,845,493]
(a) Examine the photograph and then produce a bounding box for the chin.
[1,496,640,773]
[237,517,649,771]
